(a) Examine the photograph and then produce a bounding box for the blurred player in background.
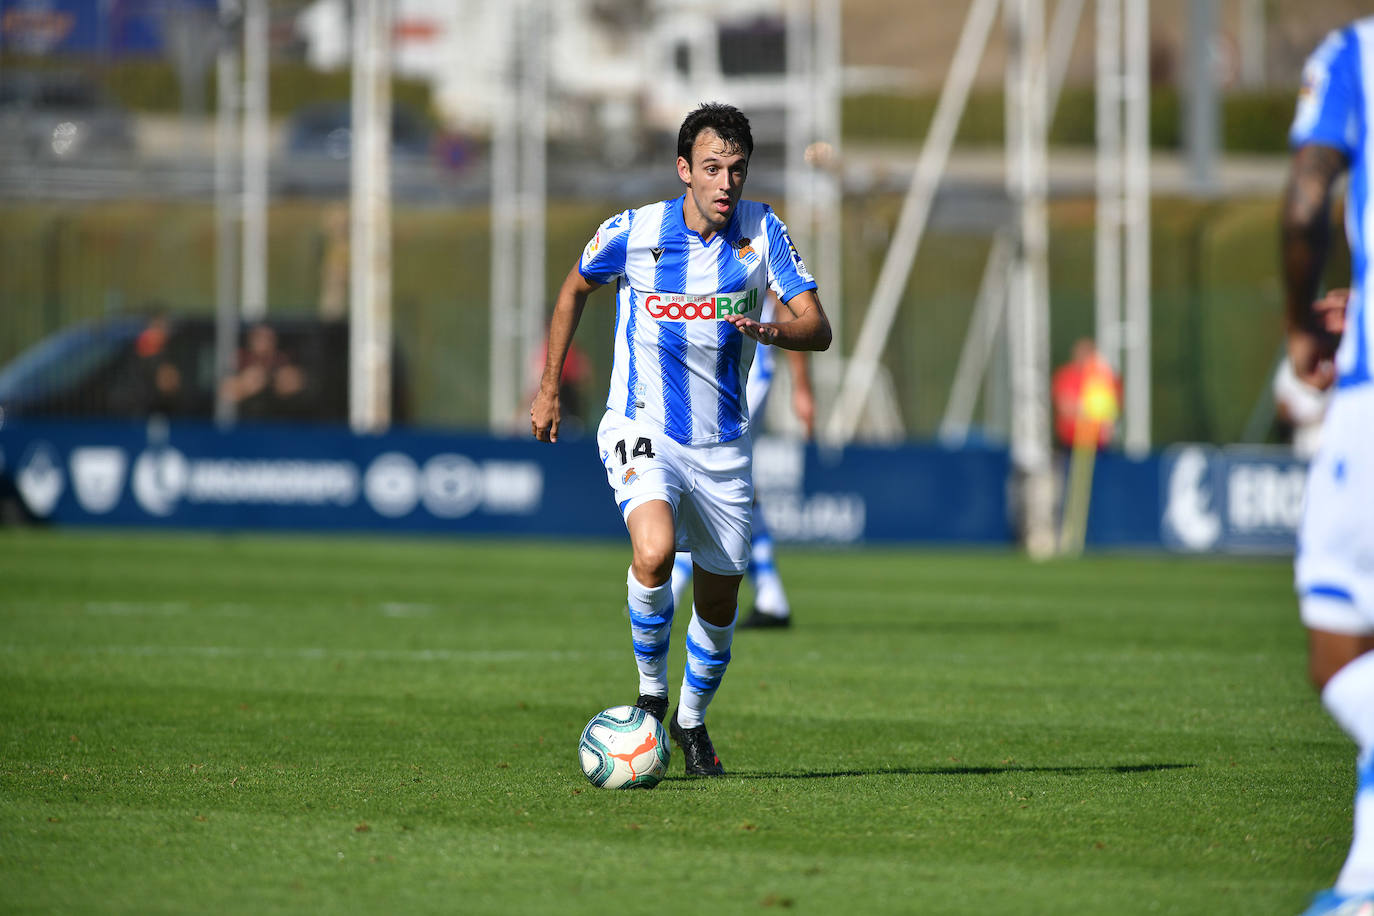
[1282,16,1374,916]
[530,103,831,775]
[670,291,816,630]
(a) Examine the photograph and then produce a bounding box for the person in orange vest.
[1051,338,1122,451]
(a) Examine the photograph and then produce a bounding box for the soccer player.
[1282,16,1374,916]
[529,103,832,776]
[669,291,816,630]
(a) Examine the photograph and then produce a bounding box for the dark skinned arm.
[1280,143,1347,388]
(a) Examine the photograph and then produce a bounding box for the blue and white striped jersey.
[579,195,817,445]
[746,295,779,419]
[1290,16,1374,390]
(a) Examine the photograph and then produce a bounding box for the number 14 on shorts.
[613,437,656,465]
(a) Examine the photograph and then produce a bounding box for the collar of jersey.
[673,194,739,246]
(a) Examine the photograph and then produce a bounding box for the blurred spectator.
[221,324,307,420]
[109,311,187,417]
[1051,338,1122,451]
[527,336,590,436]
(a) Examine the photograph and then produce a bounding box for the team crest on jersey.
[733,237,755,260]
[622,466,638,486]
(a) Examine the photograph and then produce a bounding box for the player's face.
[677,129,748,237]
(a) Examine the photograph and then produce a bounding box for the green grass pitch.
[0,529,1353,914]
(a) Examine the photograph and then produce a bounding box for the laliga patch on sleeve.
[583,212,628,262]
[1291,60,1329,137]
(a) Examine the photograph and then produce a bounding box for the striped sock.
[677,609,735,728]
[749,521,788,617]
[626,567,674,699]
[669,552,694,614]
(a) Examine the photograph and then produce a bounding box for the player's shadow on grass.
[715,762,1196,780]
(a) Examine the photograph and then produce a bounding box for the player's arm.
[531,266,601,443]
[726,288,832,352]
[784,339,816,438]
[1280,142,1347,389]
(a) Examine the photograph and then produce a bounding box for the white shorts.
[596,411,753,576]
[1296,384,1374,635]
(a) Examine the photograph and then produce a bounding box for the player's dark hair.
[677,103,754,164]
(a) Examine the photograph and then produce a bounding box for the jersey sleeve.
[578,209,633,285]
[761,208,818,305]
[1289,26,1361,156]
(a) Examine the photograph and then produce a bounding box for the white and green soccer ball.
[578,705,670,789]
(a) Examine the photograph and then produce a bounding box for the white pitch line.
[84,601,192,616]
[0,644,619,663]
[80,601,256,618]
[74,602,438,619]
[380,602,436,617]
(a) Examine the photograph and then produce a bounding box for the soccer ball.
[578,705,670,789]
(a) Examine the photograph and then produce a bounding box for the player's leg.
[1310,631,1374,691]
[676,472,751,725]
[597,413,681,723]
[667,456,751,775]
[670,551,694,611]
[741,502,790,628]
[623,499,677,721]
[1296,388,1374,913]
[679,564,742,722]
[740,348,787,629]
[1306,629,1374,910]
[668,564,739,776]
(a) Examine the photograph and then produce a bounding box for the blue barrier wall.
[0,421,1014,545]
[1157,444,1306,554]
[0,421,1305,551]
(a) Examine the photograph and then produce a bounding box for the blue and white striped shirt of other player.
[1290,15,1374,390]
[746,295,778,416]
[578,195,817,445]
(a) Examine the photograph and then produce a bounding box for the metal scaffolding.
[824,0,1150,552]
[1096,0,1151,455]
[489,0,547,435]
[349,0,393,432]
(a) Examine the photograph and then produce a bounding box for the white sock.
[677,609,735,728]
[749,530,789,617]
[626,566,674,699]
[670,552,693,613]
[1325,652,1374,895]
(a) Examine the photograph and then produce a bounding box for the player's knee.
[694,595,738,627]
[1309,652,1349,692]
[631,547,675,587]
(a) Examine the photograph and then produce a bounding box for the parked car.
[280,100,438,196]
[0,70,136,162]
[284,100,433,161]
[0,313,410,426]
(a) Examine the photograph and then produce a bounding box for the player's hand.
[725,314,778,345]
[530,390,561,443]
[1315,287,1350,336]
[1287,328,1336,391]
